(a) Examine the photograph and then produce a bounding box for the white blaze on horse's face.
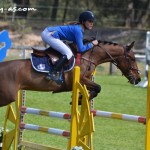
[84,20,93,30]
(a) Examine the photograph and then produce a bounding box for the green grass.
[93,75,147,150]
[0,74,147,150]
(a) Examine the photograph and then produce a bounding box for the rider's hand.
[92,40,98,46]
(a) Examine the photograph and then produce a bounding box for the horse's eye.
[128,56,135,61]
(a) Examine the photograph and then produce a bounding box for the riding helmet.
[79,11,94,23]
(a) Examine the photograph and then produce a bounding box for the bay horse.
[0,41,141,107]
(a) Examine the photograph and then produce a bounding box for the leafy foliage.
[1,0,150,29]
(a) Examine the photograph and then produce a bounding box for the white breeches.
[41,29,73,60]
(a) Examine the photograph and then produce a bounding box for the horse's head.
[69,40,141,85]
[115,41,141,85]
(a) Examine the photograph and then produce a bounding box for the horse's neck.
[84,44,125,65]
[102,44,124,55]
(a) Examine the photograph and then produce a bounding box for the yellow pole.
[2,91,22,150]
[2,104,16,150]
[146,71,150,150]
[69,67,94,150]
[14,90,23,149]
[69,67,80,148]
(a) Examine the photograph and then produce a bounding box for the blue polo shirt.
[46,24,93,53]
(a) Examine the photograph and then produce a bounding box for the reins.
[80,43,120,70]
[97,44,118,66]
[81,46,97,70]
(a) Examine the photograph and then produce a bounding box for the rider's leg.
[50,55,68,74]
[41,29,73,80]
[41,28,73,61]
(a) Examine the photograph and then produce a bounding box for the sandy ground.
[0,22,43,47]
[2,29,45,59]
[9,30,44,47]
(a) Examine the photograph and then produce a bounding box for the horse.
[0,41,141,107]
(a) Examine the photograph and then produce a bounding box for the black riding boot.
[46,55,68,81]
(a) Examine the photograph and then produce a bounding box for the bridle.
[81,43,140,83]
[121,45,141,83]
[123,45,140,74]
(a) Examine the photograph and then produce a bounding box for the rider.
[41,10,98,81]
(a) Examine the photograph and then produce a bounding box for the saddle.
[32,43,78,65]
[32,46,66,65]
[30,42,81,77]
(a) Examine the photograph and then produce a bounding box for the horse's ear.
[126,41,135,51]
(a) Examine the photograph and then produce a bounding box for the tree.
[2,0,150,29]
[137,0,150,28]
[62,0,69,22]
[51,0,59,21]
[125,0,150,28]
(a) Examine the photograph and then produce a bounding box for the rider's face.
[84,20,93,30]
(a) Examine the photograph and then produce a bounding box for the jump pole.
[20,106,71,120]
[21,106,146,124]
[91,110,146,124]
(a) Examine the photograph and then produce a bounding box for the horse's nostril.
[135,78,141,84]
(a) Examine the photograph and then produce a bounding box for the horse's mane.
[98,40,118,46]
[83,38,119,46]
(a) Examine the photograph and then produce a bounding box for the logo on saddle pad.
[0,30,12,62]
[37,64,46,70]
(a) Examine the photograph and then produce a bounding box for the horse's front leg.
[80,77,101,100]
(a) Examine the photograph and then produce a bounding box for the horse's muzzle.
[129,77,141,85]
